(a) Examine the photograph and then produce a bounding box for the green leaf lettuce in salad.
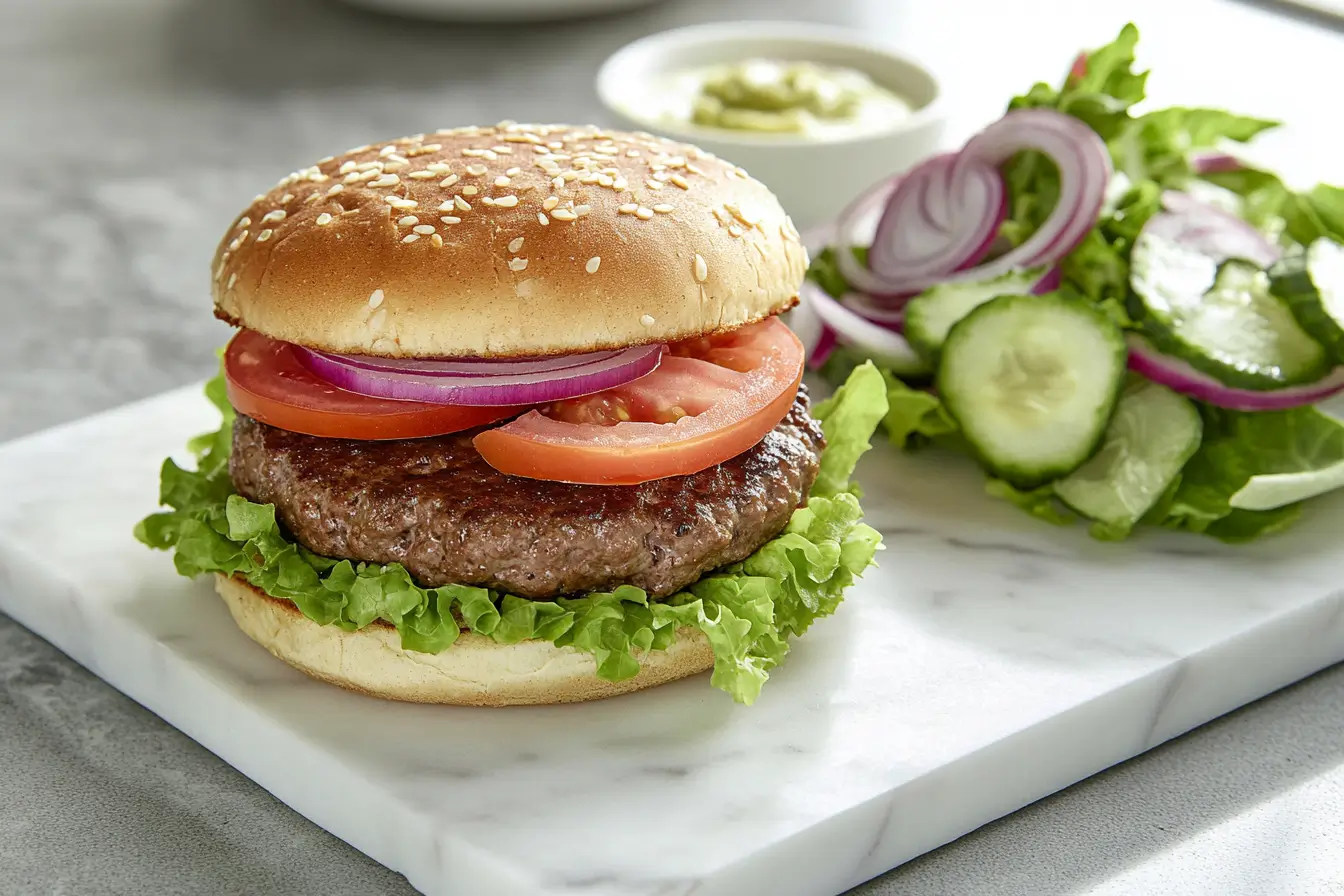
[136,363,890,705]
[805,22,1344,543]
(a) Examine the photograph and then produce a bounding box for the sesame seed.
[440,216,461,224]
[228,236,243,251]
[343,173,361,184]
[466,164,488,176]
[728,224,744,238]
[635,207,654,220]
[626,149,641,158]
[494,195,519,207]
[506,167,521,176]
[646,180,664,191]
[618,203,637,214]
[426,162,452,174]
[491,145,513,154]
[369,308,388,330]
[653,204,674,214]
[431,233,444,248]
[641,314,656,326]
[280,193,295,203]
[508,236,524,253]
[357,161,384,172]
[454,196,471,211]
[586,256,601,274]
[304,192,322,204]
[598,175,614,187]
[408,171,436,180]
[402,233,420,243]
[397,215,419,226]
[495,176,511,187]
[257,229,273,242]
[542,196,559,211]
[508,257,528,272]
[368,289,385,308]
[226,273,238,289]
[694,254,708,282]
[653,171,672,182]
[551,208,577,221]
[316,213,333,225]
[379,145,398,157]
[390,198,418,210]
[339,161,357,174]
[261,209,287,223]
[463,185,479,196]
[237,216,251,229]
[670,174,690,190]
[551,176,565,190]
[574,204,591,217]
[370,174,400,188]
[481,197,495,207]
[537,212,549,225]
[733,166,750,179]
[612,176,629,191]
[413,224,435,235]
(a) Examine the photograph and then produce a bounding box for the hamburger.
[135,123,887,706]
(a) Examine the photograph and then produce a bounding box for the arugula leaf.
[136,366,887,705]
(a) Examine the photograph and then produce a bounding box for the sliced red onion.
[800,282,923,370]
[1128,335,1344,411]
[296,343,664,407]
[1191,152,1243,175]
[837,109,1110,296]
[312,348,623,377]
[841,264,1060,332]
[1154,192,1280,267]
[866,153,1006,287]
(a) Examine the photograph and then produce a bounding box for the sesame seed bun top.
[211,123,809,358]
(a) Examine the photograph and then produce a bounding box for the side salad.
[797,23,1344,542]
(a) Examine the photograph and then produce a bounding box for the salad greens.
[136,364,889,705]
[807,23,1344,543]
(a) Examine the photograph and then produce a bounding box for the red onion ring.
[296,343,665,407]
[1154,192,1280,267]
[837,109,1110,296]
[313,348,625,377]
[1128,335,1344,411]
[840,264,1061,332]
[866,154,1006,288]
[800,281,923,370]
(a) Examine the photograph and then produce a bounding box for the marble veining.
[0,385,1342,896]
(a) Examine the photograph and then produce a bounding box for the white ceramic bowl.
[337,0,666,23]
[596,21,946,230]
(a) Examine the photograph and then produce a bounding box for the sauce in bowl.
[644,59,914,140]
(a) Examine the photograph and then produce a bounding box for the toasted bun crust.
[212,124,808,358]
[215,575,714,706]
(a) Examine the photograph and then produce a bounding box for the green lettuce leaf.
[985,479,1077,528]
[1162,405,1344,539]
[881,373,958,449]
[805,245,866,299]
[135,364,888,705]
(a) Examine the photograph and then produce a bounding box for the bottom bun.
[215,574,714,706]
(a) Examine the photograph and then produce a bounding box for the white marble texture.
[0,385,1341,896]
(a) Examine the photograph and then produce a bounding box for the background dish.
[336,0,667,22]
[597,22,946,229]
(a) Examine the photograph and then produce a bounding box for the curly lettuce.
[135,364,889,705]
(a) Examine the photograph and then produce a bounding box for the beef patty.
[229,389,825,599]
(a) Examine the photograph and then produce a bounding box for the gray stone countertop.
[3,0,1343,893]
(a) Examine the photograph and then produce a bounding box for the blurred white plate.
[337,0,666,21]
[1276,0,1344,19]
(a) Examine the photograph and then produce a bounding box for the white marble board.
[0,385,1341,896]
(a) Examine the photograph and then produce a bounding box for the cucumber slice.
[1270,237,1344,364]
[1054,378,1203,533]
[1130,229,1330,389]
[904,268,1044,360]
[938,294,1127,488]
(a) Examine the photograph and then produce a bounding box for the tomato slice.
[472,317,805,485]
[224,330,521,440]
